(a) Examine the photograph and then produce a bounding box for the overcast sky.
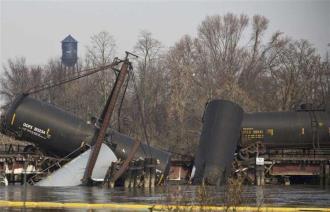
[1,0,329,67]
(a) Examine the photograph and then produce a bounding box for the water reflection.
[256,186,264,206]
[0,185,329,207]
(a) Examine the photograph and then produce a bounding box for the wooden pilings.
[103,158,157,188]
[144,158,156,188]
[125,160,144,188]
[103,162,117,188]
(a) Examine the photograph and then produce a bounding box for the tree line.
[1,14,329,156]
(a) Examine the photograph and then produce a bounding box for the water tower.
[61,35,78,70]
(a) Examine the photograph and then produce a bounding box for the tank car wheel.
[246,142,258,154]
[238,149,250,161]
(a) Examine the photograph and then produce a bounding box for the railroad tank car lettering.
[242,128,253,137]
[242,128,253,133]
[34,127,46,134]
[22,127,46,139]
[253,130,263,134]
[23,123,33,130]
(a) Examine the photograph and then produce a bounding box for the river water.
[0,185,329,211]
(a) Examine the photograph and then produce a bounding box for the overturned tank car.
[0,94,171,182]
[193,97,330,186]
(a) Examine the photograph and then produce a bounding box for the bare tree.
[134,30,162,108]
[265,39,325,110]
[85,31,116,67]
[122,31,166,147]
[238,15,269,90]
[0,57,44,104]
[198,14,249,82]
[165,35,202,154]
[85,31,117,113]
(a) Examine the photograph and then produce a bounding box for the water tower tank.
[61,35,78,67]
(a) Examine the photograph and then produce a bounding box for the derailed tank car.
[2,94,94,156]
[193,99,243,185]
[238,103,330,185]
[193,99,330,185]
[2,93,330,186]
[241,107,330,148]
[1,94,171,175]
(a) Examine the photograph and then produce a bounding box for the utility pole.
[82,52,137,185]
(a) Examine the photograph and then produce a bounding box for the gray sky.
[1,0,329,67]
